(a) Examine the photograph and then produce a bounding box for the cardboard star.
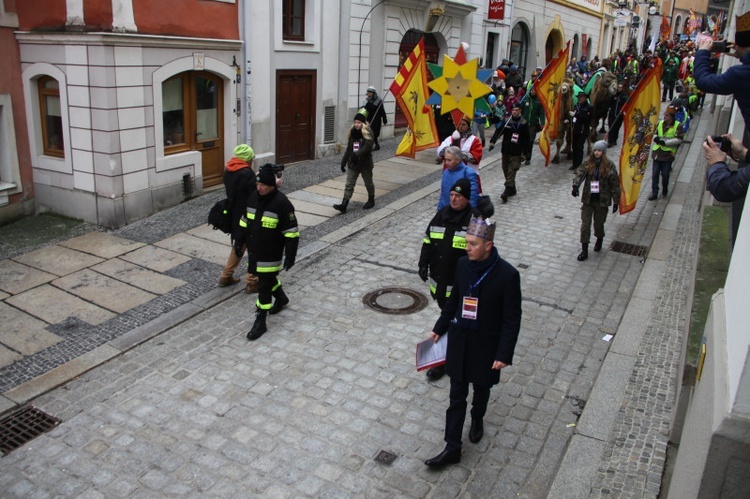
[426,44,494,125]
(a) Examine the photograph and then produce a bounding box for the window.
[162,72,221,155]
[38,76,64,157]
[282,0,305,41]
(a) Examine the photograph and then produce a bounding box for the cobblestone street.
[0,105,704,496]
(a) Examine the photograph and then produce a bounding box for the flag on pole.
[390,38,439,158]
[660,15,670,42]
[617,58,663,214]
[534,41,571,166]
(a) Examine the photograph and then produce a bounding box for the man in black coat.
[363,86,388,150]
[418,178,481,381]
[570,92,593,170]
[424,216,522,468]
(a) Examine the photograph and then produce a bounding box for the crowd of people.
[213,14,750,467]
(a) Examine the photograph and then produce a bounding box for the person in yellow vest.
[649,106,684,200]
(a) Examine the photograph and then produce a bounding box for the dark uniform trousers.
[256,273,281,310]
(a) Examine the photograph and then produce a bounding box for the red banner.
[488,0,505,20]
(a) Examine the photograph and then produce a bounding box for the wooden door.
[276,70,316,164]
[195,73,223,186]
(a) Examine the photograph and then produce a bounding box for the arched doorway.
[510,23,529,76]
[545,29,564,63]
[572,34,580,60]
[674,15,682,35]
[394,30,440,129]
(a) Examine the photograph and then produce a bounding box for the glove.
[569,110,576,117]
[461,151,473,163]
[283,257,295,271]
[488,143,495,151]
[418,266,429,282]
[654,137,664,145]
[340,163,346,173]
[234,241,244,258]
[564,119,570,124]
[572,186,579,197]
[612,204,618,214]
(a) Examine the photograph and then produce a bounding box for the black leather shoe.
[594,238,603,252]
[500,191,509,203]
[469,419,484,443]
[426,365,446,381]
[648,193,658,201]
[663,189,668,198]
[425,448,461,468]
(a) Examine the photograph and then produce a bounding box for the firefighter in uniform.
[237,164,300,340]
[418,178,481,380]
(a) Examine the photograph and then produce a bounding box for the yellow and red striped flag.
[390,38,439,158]
[534,41,570,166]
[618,57,663,214]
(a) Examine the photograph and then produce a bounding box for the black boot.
[269,286,289,315]
[577,243,589,261]
[594,237,603,252]
[333,198,349,213]
[247,309,268,341]
[500,190,509,203]
[363,196,375,209]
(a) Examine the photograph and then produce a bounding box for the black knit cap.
[451,178,471,200]
[258,164,277,186]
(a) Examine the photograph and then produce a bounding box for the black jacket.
[572,101,593,135]
[224,164,256,244]
[239,188,299,274]
[419,204,481,286]
[500,117,530,157]
[433,248,522,385]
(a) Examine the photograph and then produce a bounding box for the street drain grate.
[610,241,649,258]
[374,449,398,465]
[363,287,429,315]
[0,406,61,456]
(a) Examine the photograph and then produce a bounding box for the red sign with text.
[489,0,505,20]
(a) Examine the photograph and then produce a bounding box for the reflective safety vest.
[652,120,681,155]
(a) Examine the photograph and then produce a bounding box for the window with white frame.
[283,0,305,41]
[37,76,64,158]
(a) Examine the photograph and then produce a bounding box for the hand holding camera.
[706,135,732,153]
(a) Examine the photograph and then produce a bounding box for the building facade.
[3,0,241,228]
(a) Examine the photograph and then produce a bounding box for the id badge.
[572,117,577,123]
[511,133,519,143]
[590,180,600,194]
[353,142,360,152]
[462,296,478,320]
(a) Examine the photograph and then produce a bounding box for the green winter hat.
[233,144,255,162]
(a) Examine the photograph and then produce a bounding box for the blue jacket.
[438,163,479,211]
[707,162,750,202]
[694,49,750,124]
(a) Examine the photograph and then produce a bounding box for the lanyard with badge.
[462,257,499,320]
[590,165,600,194]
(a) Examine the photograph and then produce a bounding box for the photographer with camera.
[703,134,750,202]
[694,12,750,125]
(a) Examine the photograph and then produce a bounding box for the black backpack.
[208,198,232,234]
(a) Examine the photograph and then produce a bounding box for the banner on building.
[488,0,505,20]
[389,38,439,158]
[617,57,663,214]
[534,40,571,167]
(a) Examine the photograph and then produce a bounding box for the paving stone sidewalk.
[0,108,704,496]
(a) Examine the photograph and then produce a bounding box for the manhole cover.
[374,449,398,465]
[0,406,61,456]
[363,287,429,315]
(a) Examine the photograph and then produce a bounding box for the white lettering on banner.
[488,0,505,21]
[564,0,601,13]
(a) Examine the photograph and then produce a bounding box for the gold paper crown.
[467,215,496,241]
[737,11,750,33]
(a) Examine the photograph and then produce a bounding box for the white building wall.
[18,32,240,227]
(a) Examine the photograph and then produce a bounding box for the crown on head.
[467,215,496,241]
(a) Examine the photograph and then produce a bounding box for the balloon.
[488,94,497,104]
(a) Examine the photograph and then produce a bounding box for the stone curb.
[546,106,709,497]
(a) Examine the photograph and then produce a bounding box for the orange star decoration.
[426,45,494,125]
